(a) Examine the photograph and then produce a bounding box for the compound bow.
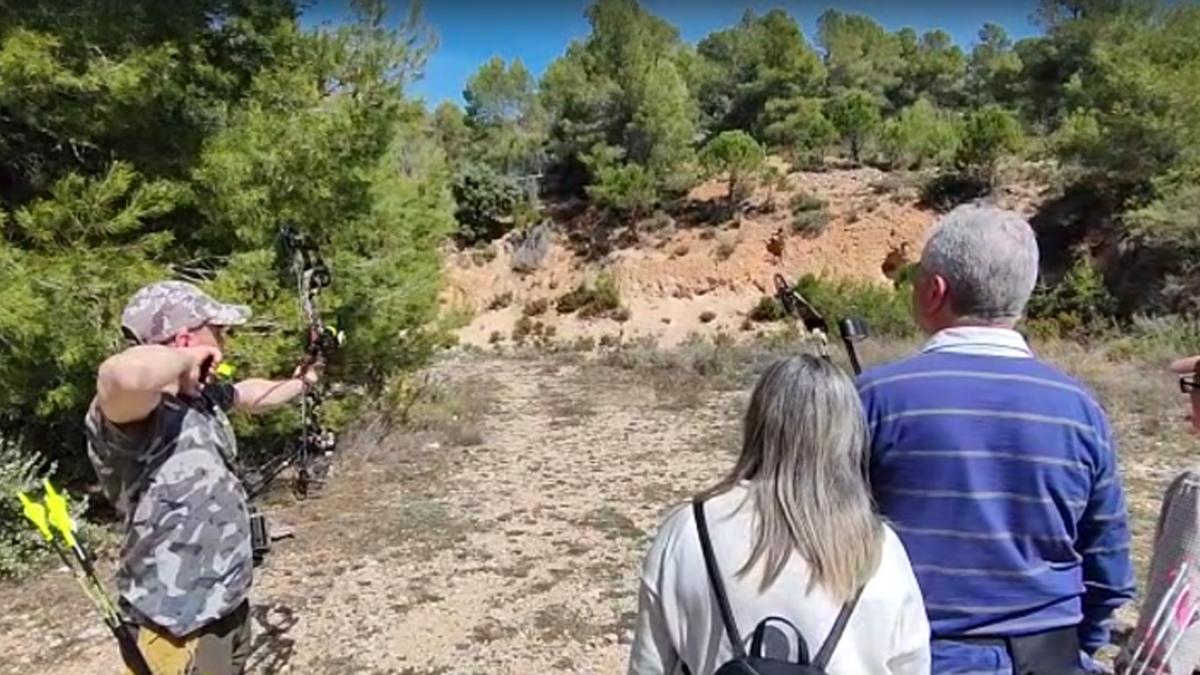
[773,274,869,376]
[243,225,343,500]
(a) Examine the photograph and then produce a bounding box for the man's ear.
[927,273,951,313]
[172,329,193,348]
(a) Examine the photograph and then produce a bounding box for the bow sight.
[773,274,869,376]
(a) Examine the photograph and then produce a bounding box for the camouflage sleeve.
[204,382,239,412]
[85,398,159,512]
[85,398,155,456]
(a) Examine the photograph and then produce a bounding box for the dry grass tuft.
[534,604,602,644]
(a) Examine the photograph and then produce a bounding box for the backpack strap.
[812,586,863,669]
[692,498,747,660]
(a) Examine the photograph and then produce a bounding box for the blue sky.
[301,1,1043,107]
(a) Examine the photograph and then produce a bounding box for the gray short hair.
[920,204,1040,322]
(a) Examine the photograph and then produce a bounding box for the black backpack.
[690,498,861,675]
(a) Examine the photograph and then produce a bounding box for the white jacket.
[628,485,931,675]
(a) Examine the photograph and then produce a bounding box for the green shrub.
[486,292,513,310]
[512,316,535,343]
[792,274,916,338]
[556,273,623,319]
[789,190,827,212]
[748,296,787,322]
[586,163,658,218]
[1025,257,1117,338]
[956,105,1023,184]
[0,444,50,578]
[918,172,990,212]
[789,189,831,236]
[572,336,597,352]
[792,209,832,237]
[699,130,766,206]
[452,162,524,245]
[555,286,591,314]
[761,96,837,167]
[522,298,550,316]
[583,145,659,219]
[470,245,498,266]
[881,99,961,169]
[1100,315,1200,363]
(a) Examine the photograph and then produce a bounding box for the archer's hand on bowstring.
[97,345,224,424]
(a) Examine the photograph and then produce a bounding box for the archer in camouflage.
[87,280,318,673]
[86,376,251,636]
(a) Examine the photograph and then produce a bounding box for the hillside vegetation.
[442,0,1200,319]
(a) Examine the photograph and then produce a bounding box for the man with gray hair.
[857,205,1135,674]
[88,280,318,674]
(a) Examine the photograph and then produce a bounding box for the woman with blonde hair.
[628,355,930,675]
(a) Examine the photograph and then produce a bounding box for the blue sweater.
[858,351,1135,666]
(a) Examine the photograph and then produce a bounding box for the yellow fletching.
[18,492,53,542]
[42,479,77,549]
[215,362,236,379]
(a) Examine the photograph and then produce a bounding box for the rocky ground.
[0,339,1189,673]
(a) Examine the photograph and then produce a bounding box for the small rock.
[270,522,296,541]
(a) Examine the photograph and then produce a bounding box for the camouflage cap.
[122,281,251,345]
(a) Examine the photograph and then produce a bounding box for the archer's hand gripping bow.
[773,274,869,376]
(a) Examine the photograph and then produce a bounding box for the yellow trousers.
[123,602,250,675]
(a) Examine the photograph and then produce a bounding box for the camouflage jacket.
[85,383,252,637]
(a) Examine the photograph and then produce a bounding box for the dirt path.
[0,353,740,674]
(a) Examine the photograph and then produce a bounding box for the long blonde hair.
[702,355,883,601]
